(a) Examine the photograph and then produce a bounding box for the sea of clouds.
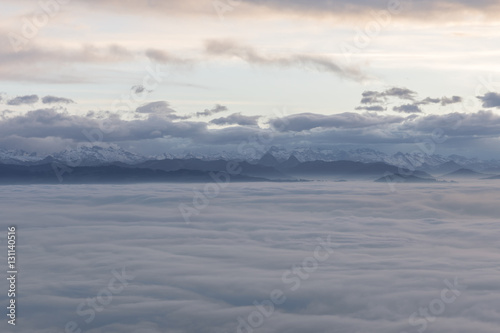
[0,181,499,333]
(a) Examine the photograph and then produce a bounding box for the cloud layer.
[1,182,500,332]
[2,100,500,157]
[5,0,499,21]
[205,40,366,82]
[358,88,464,114]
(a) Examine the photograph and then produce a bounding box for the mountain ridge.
[1,145,500,175]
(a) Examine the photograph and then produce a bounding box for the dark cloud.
[136,101,175,114]
[210,113,260,126]
[359,89,461,113]
[393,96,463,112]
[415,96,463,106]
[196,104,228,117]
[477,92,500,108]
[360,91,385,104]
[0,108,206,143]
[205,39,366,82]
[135,101,190,120]
[6,0,497,23]
[359,88,462,114]
[360,87,417,104]
[131,85,146,94]
[416,97,442,105]
[7,94,39,105]
[441,95,463,106]
[355,105,387,112]
[393,104,422,113]
[2,104,500,157]
[383,87,417,100]
[407,110,500,137]
[270,112,405,132]
[236,0,500,21]
[42,95,75,104]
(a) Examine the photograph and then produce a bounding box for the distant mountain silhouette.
[442,168,486,178]
[0,163,272,185]
[283,160,433,179]
[258,152,280,167]
[375,173,440,183]
[280,155,300,169]
[0,156,468,185]
[417,161,463,175]
[3,146,500,173]
[484,174,500,180]
[133,158,289,180]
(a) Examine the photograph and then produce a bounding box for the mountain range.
[1,145,499,184]
[2,145,499,170]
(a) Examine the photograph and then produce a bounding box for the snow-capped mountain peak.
[53,144,146,166]
[0,149,42,164]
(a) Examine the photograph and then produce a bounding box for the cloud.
[196,104,228,117]
[359,89,462,113]
[357,89,464,115]
[7,94,39,105]
[3,104,500,157]
[416,97,442,105]
[205,39,366,82]
[5,0,498,23]
[136,101,175,114]
[355,105,387,112]
[0,40,136,83]
[383,87,417,100]
[393,104,422,113]
[416,96,463,106]
[441,96,463,106]
[360,91,385,104]
[407,110,500,137]
[1,182,500,332]
[135,101,190,120]
[270,112,405,132]
[477,92,500,108]
[131,85,146,94]
[210,113,260,126]
[360,87,416,104]
[234,0,500,21]
[362,94,463,114]
[42,96,75,104]
[0,107,206,144]
[145,49,192,65]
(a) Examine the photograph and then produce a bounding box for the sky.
[1,182,500,333]
[1,0,500,158]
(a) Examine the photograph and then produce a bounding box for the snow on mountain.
[384,152,449,169]
[254,147,500,172]
[1,145,499,173]
[338,148,390,163]
[447,155,500,171]
[149,150,257,161]
[259,147,390,163]
[53,144,147,166]
[0,149,43,164]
